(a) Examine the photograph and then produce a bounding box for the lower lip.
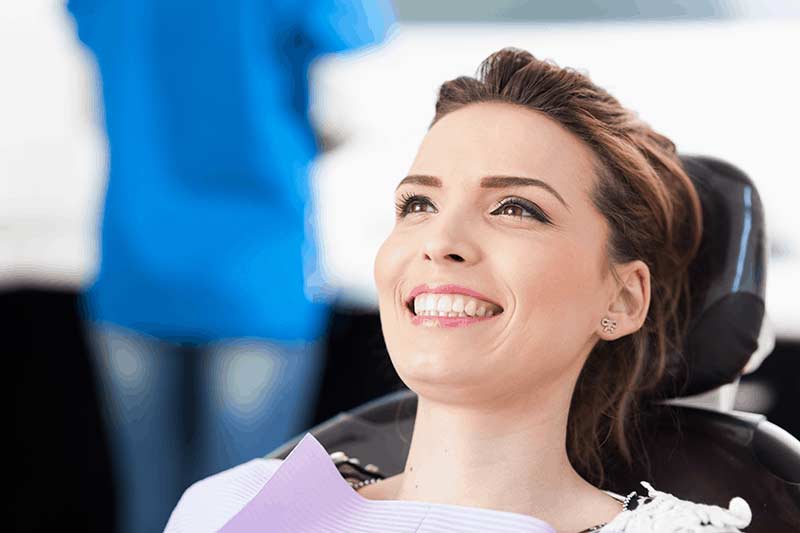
[407,307,501,328]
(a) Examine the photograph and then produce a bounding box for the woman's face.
[374,102,615,404]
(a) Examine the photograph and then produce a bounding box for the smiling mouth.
[405,302,502,328]
[404,294,504,319]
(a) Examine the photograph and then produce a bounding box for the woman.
[164,48,753,532]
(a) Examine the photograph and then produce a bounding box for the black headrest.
[655,155,767,399]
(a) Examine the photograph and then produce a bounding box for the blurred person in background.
[65,0,394,532]
[4,2,115,532]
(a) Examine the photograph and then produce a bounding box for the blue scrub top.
[67,0,394,344]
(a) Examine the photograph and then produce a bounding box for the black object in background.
[312,304,405,426]
[7,288,116,533]
[739,341,800,439]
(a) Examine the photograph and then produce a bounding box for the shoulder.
[600,481,752,533]
[164,457,284,533]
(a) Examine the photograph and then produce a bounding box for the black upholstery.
[266,155,799,532]
[658,155,767,398]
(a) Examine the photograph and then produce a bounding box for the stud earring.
[601,317,618,334]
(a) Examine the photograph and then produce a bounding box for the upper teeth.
[412,293,502,317]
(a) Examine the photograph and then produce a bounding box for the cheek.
[514,240,603,336]
[500,246,601,386]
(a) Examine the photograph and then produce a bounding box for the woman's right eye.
[395,193,436,218]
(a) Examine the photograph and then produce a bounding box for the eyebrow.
[395,174,570,210]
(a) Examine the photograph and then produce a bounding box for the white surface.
[308,18,800,339]
[0,0,106,291]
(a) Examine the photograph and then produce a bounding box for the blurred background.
[4,1,798,532]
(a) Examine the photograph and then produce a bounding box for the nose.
[421,212,480,266]
[428,250,465,263]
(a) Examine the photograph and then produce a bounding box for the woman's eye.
[394,193,551,225]
[395,193,436,218]
[492,198,552,224]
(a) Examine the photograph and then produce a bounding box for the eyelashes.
[394,192,434,218]
[394,192,552,225]
[494,197,553,224]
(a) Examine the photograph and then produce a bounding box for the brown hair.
[431,48,703,488]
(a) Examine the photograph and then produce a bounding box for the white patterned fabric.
[600,481,752,532]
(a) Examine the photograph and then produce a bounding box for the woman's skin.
[369,101,651,532]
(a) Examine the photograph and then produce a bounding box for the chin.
[390,348,484,391]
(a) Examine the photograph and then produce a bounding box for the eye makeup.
[394,191,552,225]
[394,192,435,218]
[492,197,552,224]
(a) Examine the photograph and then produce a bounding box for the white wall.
[0,0,106,291]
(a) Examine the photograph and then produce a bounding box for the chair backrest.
[653,155,767,400]
[266,156,799,532]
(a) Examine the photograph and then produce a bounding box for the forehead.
[410,102,598,199]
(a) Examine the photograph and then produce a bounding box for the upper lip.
[405,283,504,311]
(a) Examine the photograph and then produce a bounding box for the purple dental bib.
[220,432,556,533]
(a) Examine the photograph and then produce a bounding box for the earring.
[601,317,618,334]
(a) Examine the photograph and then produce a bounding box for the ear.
[599,259,651,341]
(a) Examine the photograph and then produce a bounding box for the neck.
[392,374,593,520]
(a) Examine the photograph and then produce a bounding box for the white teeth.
[426,294,437,310]
[411,292,502,317]
[437,295,453,313]
[417,310,470,317]
[464,299,477,316]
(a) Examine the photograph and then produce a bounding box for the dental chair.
[266,155,800,532]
